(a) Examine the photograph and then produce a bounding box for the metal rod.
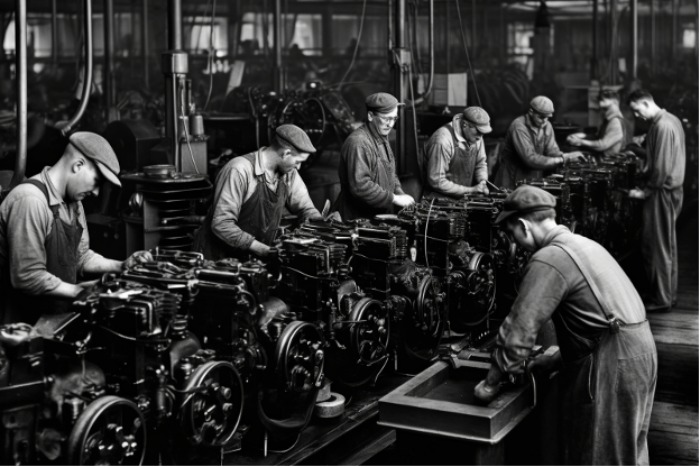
[273,0,283,92]
[142,0,149,89]
[104,0,115,110]
[10,0,28,189]
[591,0,598,80]
[631,0,638,80]
[51,0,58,68]
[394,0,407,174]
[671,0,678,61]
[424,0,434,98]
[168,0,183,50]
[58,0,93,137]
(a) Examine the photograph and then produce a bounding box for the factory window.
[238,13,322,57]
[682,23,697,49]
[506,22,534,67]
[330,15,386,57]
[184,16,228,56]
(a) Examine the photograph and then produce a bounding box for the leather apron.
[1,180,82,325]
[423,124,480,199]
[193,151,288,260]
[552,242,657,465]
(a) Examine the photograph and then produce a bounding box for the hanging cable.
[203,0,217,111]
[338,0,368,88]
[454,0,481,106]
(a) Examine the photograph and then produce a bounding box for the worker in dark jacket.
[422,106,490,199]
[193,124,322,260]
[627,89,686,312]
[474,185,657,465]
[494,96,586,189]
[334,92,414,220]
[567,89,629,156]
[0,132,152,327]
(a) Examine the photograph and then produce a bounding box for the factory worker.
[193,124,322,260]
[567,88,629,156]
[474,185,657,465]
[0,132,152,327]
[627,89,686,313]
[422,106,490,199]
[494,96,586,189]
[333,92,414,220]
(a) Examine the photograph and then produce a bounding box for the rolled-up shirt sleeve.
[211,165,256,251]
[474,142,488,183]
[76,203,109,272]
[512,126,562,170]
[345,142,395,209]
[7,195,62,294]
[287,171,322,219]
[585,118,623,153]
[493,259,567,374]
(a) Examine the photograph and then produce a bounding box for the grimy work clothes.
[493,225,656,465]
[0,168,101,325]
[423,115,488,198]
[494,115,563,189]
[641,109,685,308]
[334,124,405,220]
[193,149,320,260]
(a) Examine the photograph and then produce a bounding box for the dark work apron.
[423,124,481,200]
[193,151,288,260]
[1,180,82,326]
[552,242,657,465]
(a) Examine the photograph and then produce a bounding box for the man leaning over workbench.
[0,132,152,329]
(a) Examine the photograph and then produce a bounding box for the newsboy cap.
[529,95,554,117]
[495,184,557,224]
[365,92,404,113]
[68,132,121,187]
[462,106,492,134]
[275,124,316,154]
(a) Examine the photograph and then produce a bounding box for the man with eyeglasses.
[194,124,322,260]
[0,132,152,327]
[422,106,491,199]
[334,92,415,220]
[494,96,586,189]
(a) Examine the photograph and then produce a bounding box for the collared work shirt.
[210,149,320,251]
[494,225,646,371]
[495,115,563,189]
[424,115,488,197]
[0,167,103,295]
[644,109,686,191]
[335,124,405,220]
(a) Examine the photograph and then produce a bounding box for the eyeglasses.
[374,114,399,124]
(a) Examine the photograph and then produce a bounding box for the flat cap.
[530,95,554,117]
[495,184,557,224]
[365,92,404,113]
[463,106,492,134]
[68,131,121,187]
[275,124,316,153]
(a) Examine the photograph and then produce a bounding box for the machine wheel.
[275,321,325,393]
[180,360,244,447]
[66,395,146,465]
[350,297,390,367]
[415,275,444,339]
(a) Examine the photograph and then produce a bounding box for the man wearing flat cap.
[194,124,322,259]
[334,92,415,220]
[0,131,152,326]
[494,95,586,189]
[474,184,656,465]
[422,106,492,199]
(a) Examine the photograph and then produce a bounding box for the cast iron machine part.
[68,277,243,461]
[277,235,391,389]
[121,253,326,450]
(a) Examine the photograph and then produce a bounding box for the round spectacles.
[374,114,399,124]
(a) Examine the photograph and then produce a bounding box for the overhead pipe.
[168,0,183,50]
[104,0,115,110]
[142,0,149,89]
[10,0,28,188]
[58,0,93,137]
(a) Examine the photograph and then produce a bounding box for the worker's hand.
[250,240,273,258]
[631,135,646,146]
[628,188,646,199]
[393,194,416,208]
[327,211,343,222]
[563,151,586,164]
[526,346,561,375]
[123,250,153,271]
[566,132,586,146]
[474,365,507,403]
[474,180,489,195]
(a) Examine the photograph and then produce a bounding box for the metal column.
[273,0,283,92]
[9,0,27,189]
[631,0,638,80]
[104,0,115,112]
[142,0,149,89]
[392,0,408,174]
[591,0,599,80]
